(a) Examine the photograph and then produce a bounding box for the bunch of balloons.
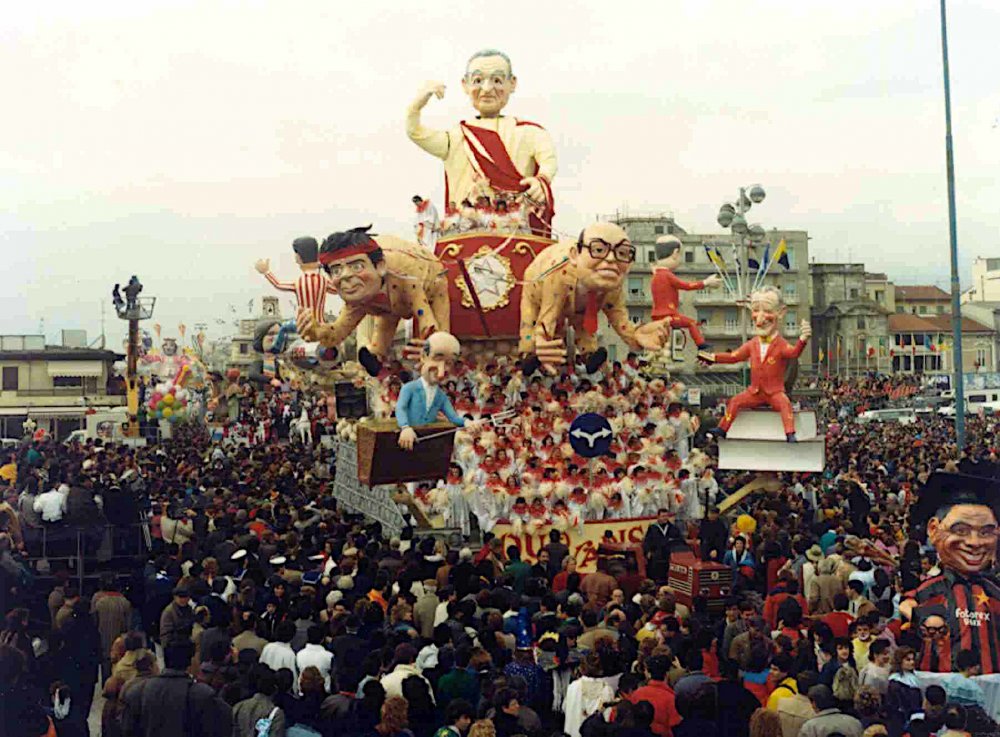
[146,381,190,423]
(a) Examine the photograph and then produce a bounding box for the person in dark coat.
[714,659,761,737]
[55,602,102,737]
[121,640,232,737]
[643,509,685,582]
[698,506,729,562]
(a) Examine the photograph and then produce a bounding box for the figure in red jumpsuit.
[650,235,721,349]
[699,286,812,442]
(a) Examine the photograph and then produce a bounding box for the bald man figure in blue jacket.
[396,331,484,450]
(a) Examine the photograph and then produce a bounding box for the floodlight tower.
[112,277,156,438]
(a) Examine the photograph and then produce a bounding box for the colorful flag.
[867,346,875,358]
[836,336,842,356]
[773,238,790,269]
[818,349,825,362]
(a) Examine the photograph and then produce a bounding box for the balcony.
[0,392,126,410]
[703,324,741,337]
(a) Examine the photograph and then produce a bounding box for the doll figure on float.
[699,285,811,442]
[394,331,484,451]
[297,226,451,377]
[406,48,556,237]
[518,222,671,376]
[255,237,336,324]
[651,235,721,350]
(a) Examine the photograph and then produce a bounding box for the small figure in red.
[699,286,812,442]
[651,235,721,349]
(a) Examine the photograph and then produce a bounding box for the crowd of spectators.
[0,364,998,737]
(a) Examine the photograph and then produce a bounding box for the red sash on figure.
[459,121,555,237]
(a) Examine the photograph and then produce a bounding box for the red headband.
[319,238,379,265]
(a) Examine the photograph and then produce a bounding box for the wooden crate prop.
[356,419,456,485]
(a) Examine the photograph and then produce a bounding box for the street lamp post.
[940,0,965,447]
[717,184,768,385]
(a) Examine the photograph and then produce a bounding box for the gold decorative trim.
[455,246,515,312]
[512,241,538,260]
[439,243,463,259]
[438,231,557,246]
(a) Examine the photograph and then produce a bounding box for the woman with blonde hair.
[749,707,783,737]
[467,720,495,737]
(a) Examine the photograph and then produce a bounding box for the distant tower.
[261,296,281,319]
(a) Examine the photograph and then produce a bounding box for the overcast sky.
[3,0,999,348]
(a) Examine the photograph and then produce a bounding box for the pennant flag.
[773,238,790,269]
[836,336,842,356]
[818,349,825,362]
[704,246,724,271]
[867,346,875,358]
[760,245,770,275]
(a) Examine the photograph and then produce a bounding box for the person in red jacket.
[628,654,682,737]
[821,593,856,639]
[650,236,721,349]
[699,286,811,442]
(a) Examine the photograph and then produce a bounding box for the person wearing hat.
[900,467,1000,673]
[158,585,194,647]
[803,544,824,599]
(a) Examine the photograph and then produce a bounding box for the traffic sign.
[568,413,614,458]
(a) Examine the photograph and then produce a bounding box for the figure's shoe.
[709,427,727,440]
[520,354,542,376]
[585,347,608,374]
[697,343,711,350]
[786,432,798,443]
[358,347,383,377]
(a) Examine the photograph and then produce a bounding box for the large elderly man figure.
[297,226,450,378]
[901,466,1000,673]
[518,221,671,376]
[395,331,484,451]
[699,286,811,442]
[406,49,557,236]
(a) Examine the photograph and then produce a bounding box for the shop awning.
[47,361,104,378]
[0,406,85,418]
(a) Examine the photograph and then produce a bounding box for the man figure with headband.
[699,286,811,442]
[297,226,450,377]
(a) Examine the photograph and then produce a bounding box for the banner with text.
[492,517,655,573]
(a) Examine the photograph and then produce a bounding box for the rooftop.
[888,314,993,333]
[895,285,950,301]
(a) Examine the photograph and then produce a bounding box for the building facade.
[0,334,125,439]
[962,257,1000,303]
[894,285,951,316]
[864,272,896,314]
[602,214,812,376]
[810,264,891,374]
[887,314,996,374]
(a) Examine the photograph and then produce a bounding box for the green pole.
[940,0,965,448]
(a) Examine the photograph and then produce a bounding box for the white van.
[857,408,917,425]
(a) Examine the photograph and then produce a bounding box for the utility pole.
[940,0,966,447]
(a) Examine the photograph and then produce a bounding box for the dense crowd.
[1,364,999,737]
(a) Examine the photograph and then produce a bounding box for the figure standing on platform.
[518,222,670,376]
[412,195,439,250]
[297,226,450,377]
[699,286,811,442]
[651,235,721,349]
[256,237,335,323]
[394,331,483,450]
[406,49,557,236]
[124,276,143,311]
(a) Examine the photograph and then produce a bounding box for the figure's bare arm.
[406,82,449,159]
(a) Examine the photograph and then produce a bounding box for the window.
[970,394,988,404]
[857,316,866,330]
[654,225,664,234]
[918,305,927,314]
[628,277,643,297]
[239,343,249,355]
[937,305,945,314]
[785,310,797,332]
[648,248,656,263]
[849,288,859,299]
[978,348,989,367]
[783,282,797,298]
[723,308,738,332]
[684,250,694,264]
[1,367,16,391]
[53,376,83,387]
[875,290,884,303]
